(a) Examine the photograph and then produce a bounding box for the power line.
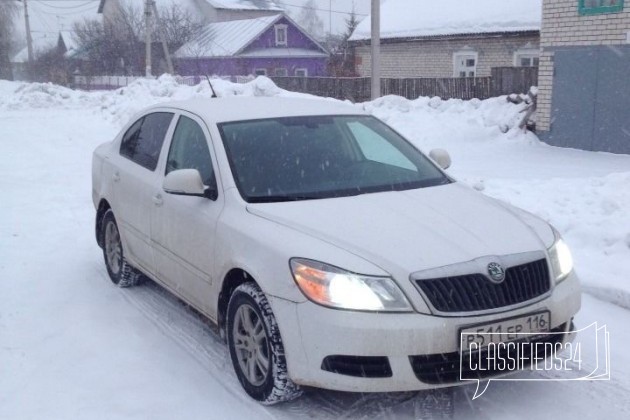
[280,1,367,17]
[36,1,97,9]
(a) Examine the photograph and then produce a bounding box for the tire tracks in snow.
[113,277,452,419]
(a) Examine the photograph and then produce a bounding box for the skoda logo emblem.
[487,262,506,283]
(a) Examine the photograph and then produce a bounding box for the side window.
[166,116,216,187]
[347,121,416,171]
[120,112,174,171]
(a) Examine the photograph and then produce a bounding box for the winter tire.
[227,282,302,404]
[101,209,143,288]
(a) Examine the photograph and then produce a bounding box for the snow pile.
[362,94,530,142]
[0,75,527,133]
[0,75,314,127]
[350,0,541,40]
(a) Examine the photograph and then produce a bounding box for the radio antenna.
[205,75,218,98]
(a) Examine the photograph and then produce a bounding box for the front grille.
[409,324,567,384]
[416,259,550,313]
[321,355,393,378]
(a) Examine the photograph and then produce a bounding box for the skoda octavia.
[92,97,581,404]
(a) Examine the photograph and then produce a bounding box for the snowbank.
[0,75,528,132]
[0,75,315,127]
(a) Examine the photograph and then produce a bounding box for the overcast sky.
[279,0,372,35]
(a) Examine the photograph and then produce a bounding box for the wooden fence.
[74,67,538,102]
[271,67,538,102]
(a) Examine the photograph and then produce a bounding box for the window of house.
[579,0,624,15]
[274,68,288,77]
[514,46,540,67]
[120,112,174,171]
[453,49,478,77]
[295,68,308,77]
[275,24,288,46]
[254,68,267,76]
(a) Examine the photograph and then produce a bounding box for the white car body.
[92,97,581,395]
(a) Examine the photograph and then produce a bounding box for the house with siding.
[10,1,100,80]
[174,14,329,77]
[537,0,630,154]
[349,0,542,78]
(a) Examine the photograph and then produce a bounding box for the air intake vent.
[321,355,392,378]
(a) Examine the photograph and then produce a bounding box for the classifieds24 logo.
[459,322,610,399]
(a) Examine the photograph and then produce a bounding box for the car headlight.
[548,233,574,283]
[290,258,413,312]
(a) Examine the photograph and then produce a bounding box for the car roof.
[149,97,367,123]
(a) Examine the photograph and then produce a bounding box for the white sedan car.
[92,97,581,404]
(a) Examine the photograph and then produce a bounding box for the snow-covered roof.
[240,48,327,58]
[98,0,202,14]
[175,15,281,58]
[11,30,81,64]
[98,0,282,13]
[11,0,99,61]
[207,0,283,11]
[350,0,542,41]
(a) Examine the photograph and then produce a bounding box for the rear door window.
[120,112,174,170]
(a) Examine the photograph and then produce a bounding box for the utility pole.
[151,1,174,75]
[144,0,153,77]
[370,0,380,100]
[329,0,332,38]
[22,0,34,64]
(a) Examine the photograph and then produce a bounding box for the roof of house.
[98,0,282,13]
[349,0,542,41]
[11,31,79,64]
[11,1,99,63]
[98,0,200,14]
[174,14,327,59]
[207,0,283,11]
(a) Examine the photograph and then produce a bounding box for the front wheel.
[226,282,302,404]
[101,209,143,288]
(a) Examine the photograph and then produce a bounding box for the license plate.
[459,311,550,350]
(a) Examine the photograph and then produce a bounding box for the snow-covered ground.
[1,76,629,419]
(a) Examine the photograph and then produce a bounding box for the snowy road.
[2,86,630,419]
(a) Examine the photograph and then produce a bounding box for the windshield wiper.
[247,195,322,203]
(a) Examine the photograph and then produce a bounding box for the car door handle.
[152,194,163,207]
[112,172,120,183]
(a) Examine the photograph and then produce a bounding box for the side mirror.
[163,169,217,200]
[429,149,452,170]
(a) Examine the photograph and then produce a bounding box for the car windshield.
[218,115,450,203]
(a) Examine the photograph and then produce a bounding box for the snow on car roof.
[149,97,365,123]
[350,0,542,41]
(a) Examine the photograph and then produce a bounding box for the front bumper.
[269,270,581,392]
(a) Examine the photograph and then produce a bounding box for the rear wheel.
[227,282,302,404]
[101,210,143,288]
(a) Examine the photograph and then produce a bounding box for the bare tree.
[0,0,19,80]
[326,8,360,77]
[73,3,203,76]
[158,4,204,49]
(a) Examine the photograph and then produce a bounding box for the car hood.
[246,183,550,276]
